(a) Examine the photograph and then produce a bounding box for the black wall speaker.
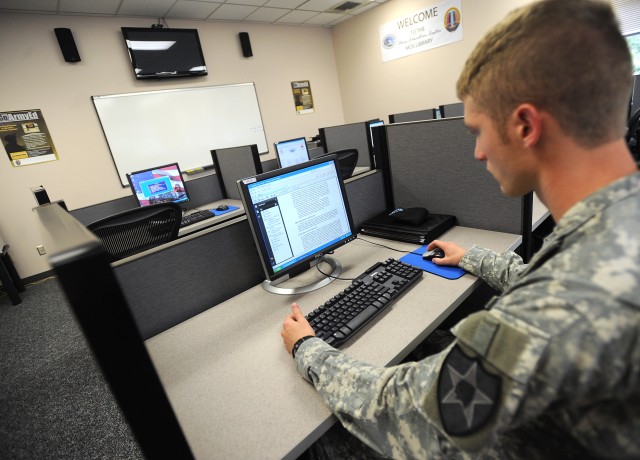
[239,32,253,58]
[54,28,81,63]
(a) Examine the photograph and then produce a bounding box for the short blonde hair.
[457,0,632,146]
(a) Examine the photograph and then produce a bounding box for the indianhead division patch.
[437,345,501,436]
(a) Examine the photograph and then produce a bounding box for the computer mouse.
[216,204,229,211]
[423,247,445,261]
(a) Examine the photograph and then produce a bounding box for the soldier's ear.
[513,104,541,148]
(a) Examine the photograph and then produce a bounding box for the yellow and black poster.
[291,81,314,115]
[1,109,59,167]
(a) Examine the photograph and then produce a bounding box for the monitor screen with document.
[238,156,356,293]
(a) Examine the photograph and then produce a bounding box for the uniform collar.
[549,171,640,241]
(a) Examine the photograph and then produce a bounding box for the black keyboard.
[180,210,213,227]
[306,258,423,348]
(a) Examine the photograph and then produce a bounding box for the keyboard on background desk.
[307,258,423,348]
[180,210,214,227]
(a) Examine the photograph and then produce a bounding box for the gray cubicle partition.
[35,203,194,459]
[318,122,372,169]
[388,108,436,123]
[113,217,265,340]
[376,117,530,245]
[111,170,387,340]
[210,144,262,200]
[439,102,464,118]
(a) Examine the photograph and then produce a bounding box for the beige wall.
[0,13,345,279]
[332,0,533,123]
[1,0,535,280]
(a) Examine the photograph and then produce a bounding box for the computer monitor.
[127,162,190,207]
[274,137,310,168]
[367,119,384,149]
[238,156,356,294]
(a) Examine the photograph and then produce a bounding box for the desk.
[145,226,520,459]
[178,199,244,237]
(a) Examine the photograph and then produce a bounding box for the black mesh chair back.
[87,203,182,262]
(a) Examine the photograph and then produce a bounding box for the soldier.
[281,0,640,457]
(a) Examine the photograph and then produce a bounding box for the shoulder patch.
[437,345,501,436]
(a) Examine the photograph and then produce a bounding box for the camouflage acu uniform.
[294,172,640,459]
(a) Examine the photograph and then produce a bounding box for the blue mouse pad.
[400,245,466,280]
[210,205,239,216]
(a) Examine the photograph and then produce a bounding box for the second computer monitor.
[274,137,310,168]
[126,162,190,207]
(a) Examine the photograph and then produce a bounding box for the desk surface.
[178,199,244,236]
[145,226,520,460]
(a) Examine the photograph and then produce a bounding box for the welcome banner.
[380,0,463,62]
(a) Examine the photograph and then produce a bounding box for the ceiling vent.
[327,1,363,13]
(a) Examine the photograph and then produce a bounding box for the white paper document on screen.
[250,162,351,270]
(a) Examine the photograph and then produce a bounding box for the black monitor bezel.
[238,155,356,284]
[121,27,208,80]
[274,137,310,168]
[126,162,191,208]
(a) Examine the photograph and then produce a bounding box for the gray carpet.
[0,277,143,459]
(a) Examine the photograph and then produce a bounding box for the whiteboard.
[92,83,268,185]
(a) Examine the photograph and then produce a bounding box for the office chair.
[87,202,182,262]
[324,148,359,180]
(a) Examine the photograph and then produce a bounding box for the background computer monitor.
[274,137,310,168]
[238,156,356,294]
[367,119,384,148]
[127,162,190,207]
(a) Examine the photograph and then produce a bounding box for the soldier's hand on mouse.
[426,240,466,266]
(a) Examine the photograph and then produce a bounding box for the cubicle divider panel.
[181,172,224,208]
[439,102,464,118]
[319,122,372,169]
[383,117,524,235]
[114,218,264,340]
[70,195,138,226]
[388,109,436,124]
[210,144,262,200]
[35,203,194,459]
[344,171,387,230]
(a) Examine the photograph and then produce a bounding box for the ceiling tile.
[0,0,57,12]
[167,1,220,19]
[224,0,268,6]
[59,0,121,15]
[245,7,289,22]
[304,11,342,25]
[297,0,339,13]
[275,9,317,24]
[209,3,257,20]
[118,0,177,17]
[263,0,305,8]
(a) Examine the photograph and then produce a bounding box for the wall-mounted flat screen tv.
[121,27,207,80]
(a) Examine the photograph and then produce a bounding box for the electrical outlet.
[36,245,46,256]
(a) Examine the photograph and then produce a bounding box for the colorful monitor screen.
[127,162,190,207]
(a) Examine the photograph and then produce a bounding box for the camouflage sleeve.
[459,245,527,292]
[293,309,555,459]
[294,337,452,458]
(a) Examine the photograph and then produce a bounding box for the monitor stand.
[261,256,342,295]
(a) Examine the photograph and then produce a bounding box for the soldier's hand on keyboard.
[281,303,315,354]
[427,240,466,266]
